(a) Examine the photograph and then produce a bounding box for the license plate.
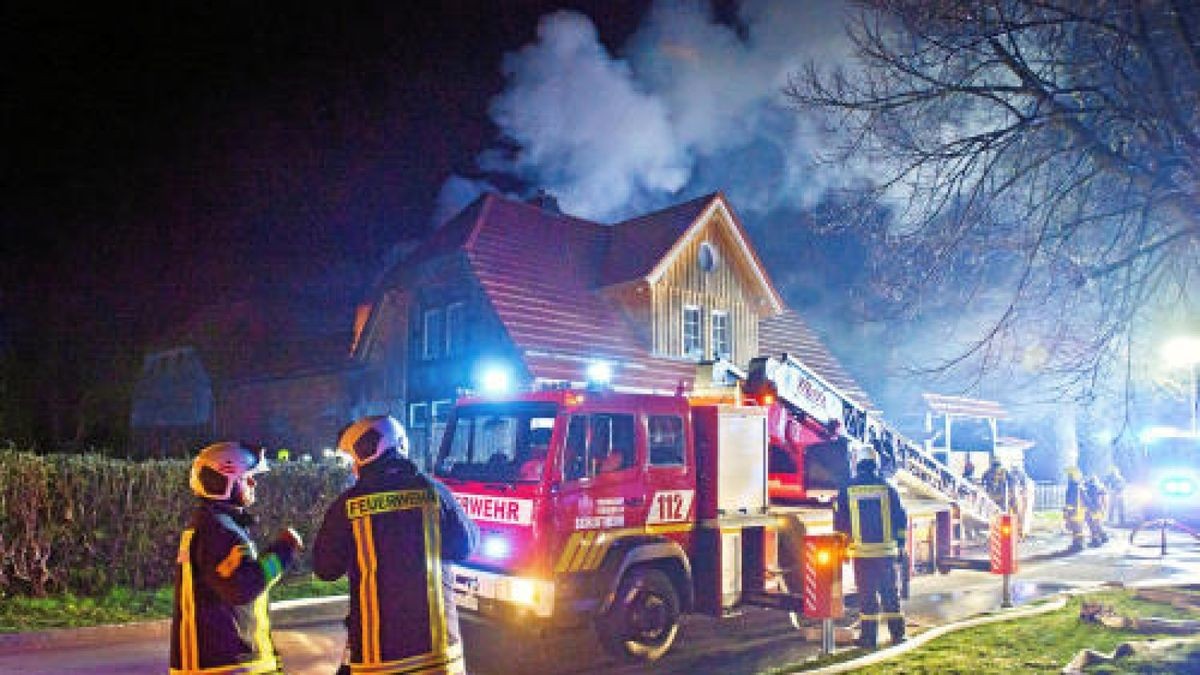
[453,590,479,611]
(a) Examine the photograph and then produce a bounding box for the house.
[132,191,874,465]
[351,191,874,469]
[131,289,362,459]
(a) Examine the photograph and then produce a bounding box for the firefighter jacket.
[981,465,1010,510]
[170,500,297,675]
[834,469,908,559]
[313,455,479,675]
[1082,481,1108,515]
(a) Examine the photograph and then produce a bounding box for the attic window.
[698,241,718,273]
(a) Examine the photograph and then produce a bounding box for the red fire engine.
[434,357,996,661]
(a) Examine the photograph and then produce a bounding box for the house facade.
[132,191,874,464]
[353,191,873,469]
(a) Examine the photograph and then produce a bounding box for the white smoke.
[444,0,859,221]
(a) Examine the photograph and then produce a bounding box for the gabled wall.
[646,206,771,365]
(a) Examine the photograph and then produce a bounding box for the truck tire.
[595,567,680,662]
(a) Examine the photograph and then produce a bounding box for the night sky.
[4,1,656,343]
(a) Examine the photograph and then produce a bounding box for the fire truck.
[434,356,1000,661]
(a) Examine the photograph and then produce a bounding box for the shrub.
[0,448,349,597]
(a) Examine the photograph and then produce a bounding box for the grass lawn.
[0,574,348,633]
[774,586,1200,674]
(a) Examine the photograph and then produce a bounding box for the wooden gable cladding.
[646,202,774,365]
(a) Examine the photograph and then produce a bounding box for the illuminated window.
[711,310,730,360]
[683,305,703,359]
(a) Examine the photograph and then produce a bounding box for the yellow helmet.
[1066,466,1083,481]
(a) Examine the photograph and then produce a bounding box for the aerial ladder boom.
[744,354,1002,527]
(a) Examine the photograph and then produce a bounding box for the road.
[2,526,1197,674]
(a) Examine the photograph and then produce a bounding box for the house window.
[409,403,428,430]
[682,305,703,359]
[423,308,444,360]
[431,399,453,457]
[711,310,730,360]
[445,302,466,357]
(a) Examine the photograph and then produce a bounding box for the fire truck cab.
[435,386,805,661]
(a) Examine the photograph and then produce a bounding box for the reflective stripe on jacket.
[834,472,908,559]
[313,457,479,675]
[170,501,292,674]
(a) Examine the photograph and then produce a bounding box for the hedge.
[0,448,350,597]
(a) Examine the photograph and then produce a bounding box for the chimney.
[527,188,561,214]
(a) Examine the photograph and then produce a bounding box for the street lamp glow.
[1161,336,1200,367]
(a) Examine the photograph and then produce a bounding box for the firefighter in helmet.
[980,456,1011,511]
[835,443,908,648]
[1082,474,1110,547]
[1063,466,1086,552]
[313,415,479,675]
[170,442,303,675]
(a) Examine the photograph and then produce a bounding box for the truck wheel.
[596,567,680,662]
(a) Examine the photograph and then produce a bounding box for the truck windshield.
[435,403,559,483]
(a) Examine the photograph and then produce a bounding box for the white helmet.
[853,442,880,467]
[337,415,408,471]
[190,442,269,501]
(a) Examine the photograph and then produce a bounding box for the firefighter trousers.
[1064,507,1085,550]
[852,556,904,646]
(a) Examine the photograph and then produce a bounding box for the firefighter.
[835,444,908,648]
[980,456,1011,511]
[1103,467,1126,527]
[314,415,479,675]
[170,442,303,675]
[1063,467,1086,552]
[1082,474,1110,547]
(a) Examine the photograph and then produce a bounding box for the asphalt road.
[3,526,1198,674]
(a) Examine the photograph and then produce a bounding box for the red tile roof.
[602,193,718,286]
[758,309,876,411]
[398,191,868,397]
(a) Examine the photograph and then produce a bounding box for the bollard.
[802,533,845,656]
[990,513,1018,608]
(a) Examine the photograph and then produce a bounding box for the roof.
[463,194,699,392]
[152,291,356,382]
[758,309,876,411]
[399,192,859,396]
[922,393,1009,419]
[601,193,717,285]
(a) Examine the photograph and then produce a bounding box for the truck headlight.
[482,534,511,560]
[1160,475,1196,499]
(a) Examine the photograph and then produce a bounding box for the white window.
[711,310,730,360]
[423,308,444,360]
[682,305,703,359]
[431,399,453,458]
[445,302,466,357]
[409,403,428,430]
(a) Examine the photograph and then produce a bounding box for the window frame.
[682,304,703,359]
[445,302,466,357]
[422,307,445,360]
[409,402,429,430]
[711,310,730,361]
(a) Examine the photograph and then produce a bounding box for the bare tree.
[787,0,1200,409]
